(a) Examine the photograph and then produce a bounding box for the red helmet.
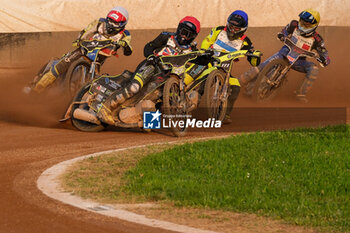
[176,16,201,45]
[106,6,129,34]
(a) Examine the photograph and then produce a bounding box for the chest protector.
[212,30,244,52]
[156,36,192,56]
[290,29,315,51]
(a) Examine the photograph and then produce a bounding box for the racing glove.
[248,49,262,66]
[199,48,215,56]
[318,56,330,67]
[72,39,81,47]
[248,49,262,57]
[117,40,127,48]
[277,32,285,42]
[147,55,161,65]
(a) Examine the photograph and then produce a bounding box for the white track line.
[37,137,232,233]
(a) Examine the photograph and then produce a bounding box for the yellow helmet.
[298,9,320,36]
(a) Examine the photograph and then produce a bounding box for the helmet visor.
[107,18,126,29]
[299,11,317,24]
[178,26,196,40]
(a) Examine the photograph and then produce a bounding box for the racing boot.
[295,68,318,104]
[238,66,259,97]
[97,102,116,125]
[96,91,126,125]
[223,85,240,124]
[295,93,309,103]
[32,70,56,93]
[97,76,143,125]
[222,114,232,124]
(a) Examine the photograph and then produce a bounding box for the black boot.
[223,85,240,124]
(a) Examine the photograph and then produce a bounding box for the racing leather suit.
[241,20,330,100]
[193,26,261,118]
[97,32,197,124]
[32,18,132,93]
[119,32,195,103]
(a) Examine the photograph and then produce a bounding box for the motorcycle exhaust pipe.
[73,109,101,125]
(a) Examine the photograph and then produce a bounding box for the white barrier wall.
[1,0,349,32]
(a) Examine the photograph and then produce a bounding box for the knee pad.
[123,81,141,99]
[33,71,56,93]
[129,82,140,94]
[307,65,319,80]
[113,81,141,105]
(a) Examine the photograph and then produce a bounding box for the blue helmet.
[226,10,248,40]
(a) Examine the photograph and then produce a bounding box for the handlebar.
[284,37,317,58]
[80,39,115,50]
[246,50,263,58]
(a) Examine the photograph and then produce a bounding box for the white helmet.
[106,6,129,34]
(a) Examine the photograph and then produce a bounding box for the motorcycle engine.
[118,100,156,124]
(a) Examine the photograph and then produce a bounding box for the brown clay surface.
[0,27,349,233]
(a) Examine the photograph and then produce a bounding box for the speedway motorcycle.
[60,51,203,136]
[199,49,262,121]
[252,37,322,102]
[25,39,119,98]
[162,49,262,136]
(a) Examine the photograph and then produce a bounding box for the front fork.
[89,62,101,81]
[179,79,187,111]
[267,65,291,88]
[88,54,103,81]
[219,72,230,102]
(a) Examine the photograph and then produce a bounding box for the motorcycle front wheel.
[201,70,227,122]
[252,58,289,102]
[70,84,106,132]
[162,76,188,137]
[64,58,92,99]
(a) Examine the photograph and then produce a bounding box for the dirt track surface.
[0,118,204,233]
[0,27,349,232]
[0,70,348,233]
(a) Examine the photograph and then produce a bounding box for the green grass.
[121,125,350,232]
[63,124,350,232]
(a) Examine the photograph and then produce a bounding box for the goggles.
[228,24,244,32]
[179,27,196,39]
[299,19,315,29]
[107,18,125,28]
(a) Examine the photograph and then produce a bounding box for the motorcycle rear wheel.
[64,58,92,99]
[162,76,188,137]
[252,58,289,102]
[70,84,106,132]
[201,70,227,122]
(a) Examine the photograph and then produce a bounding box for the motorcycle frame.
[271,37,320,87]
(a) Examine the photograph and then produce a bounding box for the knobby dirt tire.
[252,58,289,102]
[64,58,92,100]
[201,69,227,122]
[162,76,187,137]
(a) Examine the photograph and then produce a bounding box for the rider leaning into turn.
[27,6,132,94]
[185,10,261,124]
[98,16,201,124]
[240,9,330,103]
